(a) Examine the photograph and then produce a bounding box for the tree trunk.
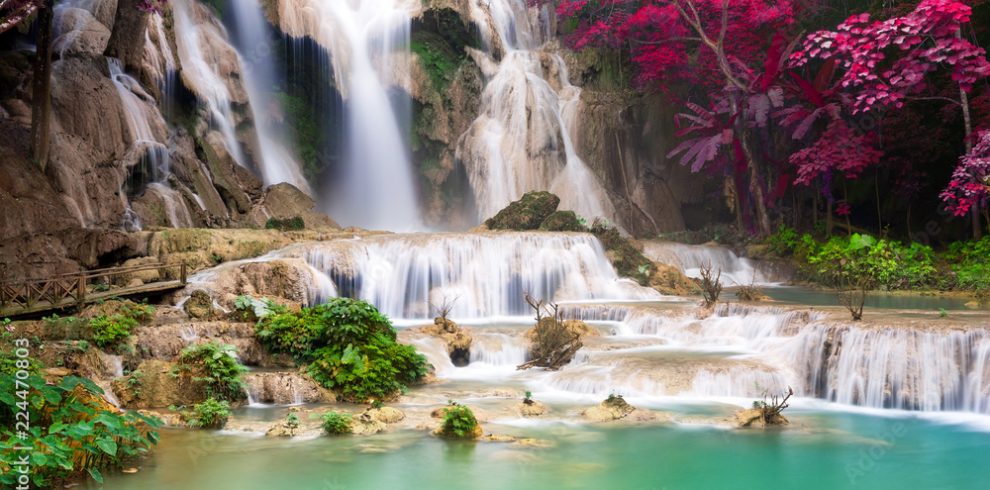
[30,0,55,171]
[957,29,980,240]
[739,135,772,236]
[104,0,151,72]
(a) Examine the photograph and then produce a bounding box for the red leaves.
[790,0,990,114]
[790,120,882,186]
[941,131,990,216]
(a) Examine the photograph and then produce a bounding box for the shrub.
[766,225,801,256]
[321,411,352,435]
[439,403,479,439]
[190,397,230,429]
[255,298,428,402]
[0,373,161,486]
[265,217,305,231]
[800,233,935,290]
[177,342,247,401]
[89,314,139,348]
[589,218,653,285]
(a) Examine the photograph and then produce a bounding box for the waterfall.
[227,0,311,193]
[145,14,178,115]
[53,0,108,57]
[283,232,660,320]
[147,183,195,228]
[171,0,248,167]
[470,333,529,366]
[277,0,422,230]
[108,58,169,180]
[643,241,781,286]
[784,324,990,413]
[458,0,616,225]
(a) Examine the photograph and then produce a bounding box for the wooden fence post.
[180,262,187,285]
[77,275,86,303]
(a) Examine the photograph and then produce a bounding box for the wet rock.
[351,413,388,436]
[184,289,220,320]
[485,191,560,230]
[413,317,473,367]
[734,408,789,428]
[539,210,586,232]
[266,419,301,438]
[364,407,406,425]
[243,372,335,405]
[582,395,635,422]
[518,400,548,417]
[111,360,207,409]
[649,263,701,296]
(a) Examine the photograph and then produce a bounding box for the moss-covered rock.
[593,226,654,285]
[649,263,701,296]
[485,191,561,230]
[539,210,587,232]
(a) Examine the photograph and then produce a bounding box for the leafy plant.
[439,402,479,440]
[523,391,534,405]
[255,298,428,402]
[0,373,161,487]
[189,397,230,429]
[321,411,352,435]
[89,314,139,348]
[177,342,247,402]
[286,413,300,429]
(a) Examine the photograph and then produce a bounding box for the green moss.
[276,92,323,182]
[485,191,562,231]
[411,31,464,90]
[539,211,588,232]
[265,216,306,231]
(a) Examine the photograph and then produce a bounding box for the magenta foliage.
[790,0,990,114]
[790,120,883,186]
[941,131,990,216]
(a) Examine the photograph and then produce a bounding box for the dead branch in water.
[699,260,722,307]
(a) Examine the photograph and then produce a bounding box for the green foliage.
[410,32,463,90]
[176,342,247,401]
[780,231,935,289]
[265,216,306,231]
[89,314,138,348]
[523,391,534,405]
[439,403,478,439]
[0,373,161,487]
[286,413,300,429]
[321,411,352,435]
[766,225,801,256]
[87,302,156,349]
[255,298,428,402]
[946,237,990,291]
[189,398,230,429]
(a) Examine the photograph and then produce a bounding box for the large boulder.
[485,191,560,231]
[246,183,339,230]
[582,395,635,422]
[735,408,789,428]
[184,289,220,320]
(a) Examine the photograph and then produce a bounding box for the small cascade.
[53,0,108,57]
[469,333,529,367]
[147,183,194,228]
[458,0,616,225]
[228,0,311,192]
[108,58,169,180]
[290,232,660,319]
[643,241,780,285]
[145,14,178,114]
[277,0,422,230]
[171,0,248,167]
[97,351,125,378]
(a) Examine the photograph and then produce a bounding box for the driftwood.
[756,386,793,425]
[839,281,867,321]
[517,294,583,371]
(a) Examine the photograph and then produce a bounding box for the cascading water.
[458,0,616,225]
[277,0,421,230]
[145,14,178,115]
[227,0,311,193]
[171,0,248,167]
[287,232,661,320]
[643,241,781,285]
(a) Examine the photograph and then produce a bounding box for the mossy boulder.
[593,226,654,285]
[485,191,561,230]
[539,210,586,232]
[649,263,701,296]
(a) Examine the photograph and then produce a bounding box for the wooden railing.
[0,262,186,317]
